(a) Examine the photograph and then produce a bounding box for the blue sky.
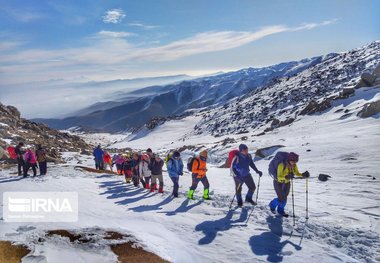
[0,0,379,117]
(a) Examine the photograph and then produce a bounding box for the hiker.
[15,142,25,176]
[268,152,310,217]
[103,151,113,172]
[167,151,184,198]
[24,147,38,177]
[123,153,133,183]
[93,145,104,170]
[36,144,47,175]
[148,154,164,193]
[112,153,118,170]
[139,153,152,189]
[146,148,153,158]
[231,144,263,207]
[187,150,210,200]
[132,152,144,187]
[115,153,124,175]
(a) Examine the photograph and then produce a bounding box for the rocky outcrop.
[355,64,380,89]
[300,99,332,115]
[357,100,380,118]
[0,103,92,162]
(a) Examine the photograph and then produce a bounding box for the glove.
[302,171,310,178]
[257,171,263,177]
[285,173,295,180]
[179,172,183,176]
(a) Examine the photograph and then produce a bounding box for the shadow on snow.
[249,215,301,262]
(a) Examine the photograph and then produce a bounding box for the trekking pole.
[255,176,261,204]
[246,176,261,223]
[229,182,241,209]
[305,177,309,220]
[299,177,309,246]
[291,178,295,227]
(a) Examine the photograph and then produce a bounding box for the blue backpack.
[268,152,289,180]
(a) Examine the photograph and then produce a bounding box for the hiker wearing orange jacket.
[187,150,210,200]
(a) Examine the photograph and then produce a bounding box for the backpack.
[164,151,174,166]
[227,149,239,168]
[268,151,289,180]
[187,157,200,172]
[7,146,17,159]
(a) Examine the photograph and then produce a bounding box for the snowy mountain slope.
[33,56,325,132]
[1,85,379,262]
[193,41,380,136]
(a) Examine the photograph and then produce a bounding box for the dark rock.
[318,174,331,181]
[354,79,367,89]
[339,88,355,98]
[300,99,331,115]
[279,118,295,127]
[271,118,280,127]
[361,72,376,86]
[357,100,380,118]
[264,127,274,132]
[373,64,380,77]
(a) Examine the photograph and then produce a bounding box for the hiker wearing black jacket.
[148,154,164,193]
[15,142,25,176]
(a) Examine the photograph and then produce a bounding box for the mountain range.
[33,41,380,133]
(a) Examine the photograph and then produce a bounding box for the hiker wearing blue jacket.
[93,145,104,170]
[167,151,184,198]
[231,144,263,207]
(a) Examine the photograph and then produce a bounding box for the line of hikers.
[7,142,48,177]
[93,143,310,217]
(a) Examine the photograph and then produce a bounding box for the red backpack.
[227,149,239,168]
[7,146,17,159]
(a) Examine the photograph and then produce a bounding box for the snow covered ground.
[1,87,380,262]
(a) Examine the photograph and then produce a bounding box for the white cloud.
[102,8,126,24]
[1,6,43,22]
[0,41,23,51]
[0,19,337,85]
[128,22,160,30]
[97,30,134,38]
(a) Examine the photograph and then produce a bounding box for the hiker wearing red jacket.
[103,151,113,172]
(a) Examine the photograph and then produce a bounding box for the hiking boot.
[187,189,194,200]
[238,201,243,207]
[150,188,155,193]
[245,198,257,206]
[279,212,289,218]
[203,189,210,200]
[158,187,164,193]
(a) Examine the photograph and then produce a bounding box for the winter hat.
[200,150,208,158]
[172,151,180,158]
[146,148,153,153]
[288,152,299,162]
[239,144,248,151]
